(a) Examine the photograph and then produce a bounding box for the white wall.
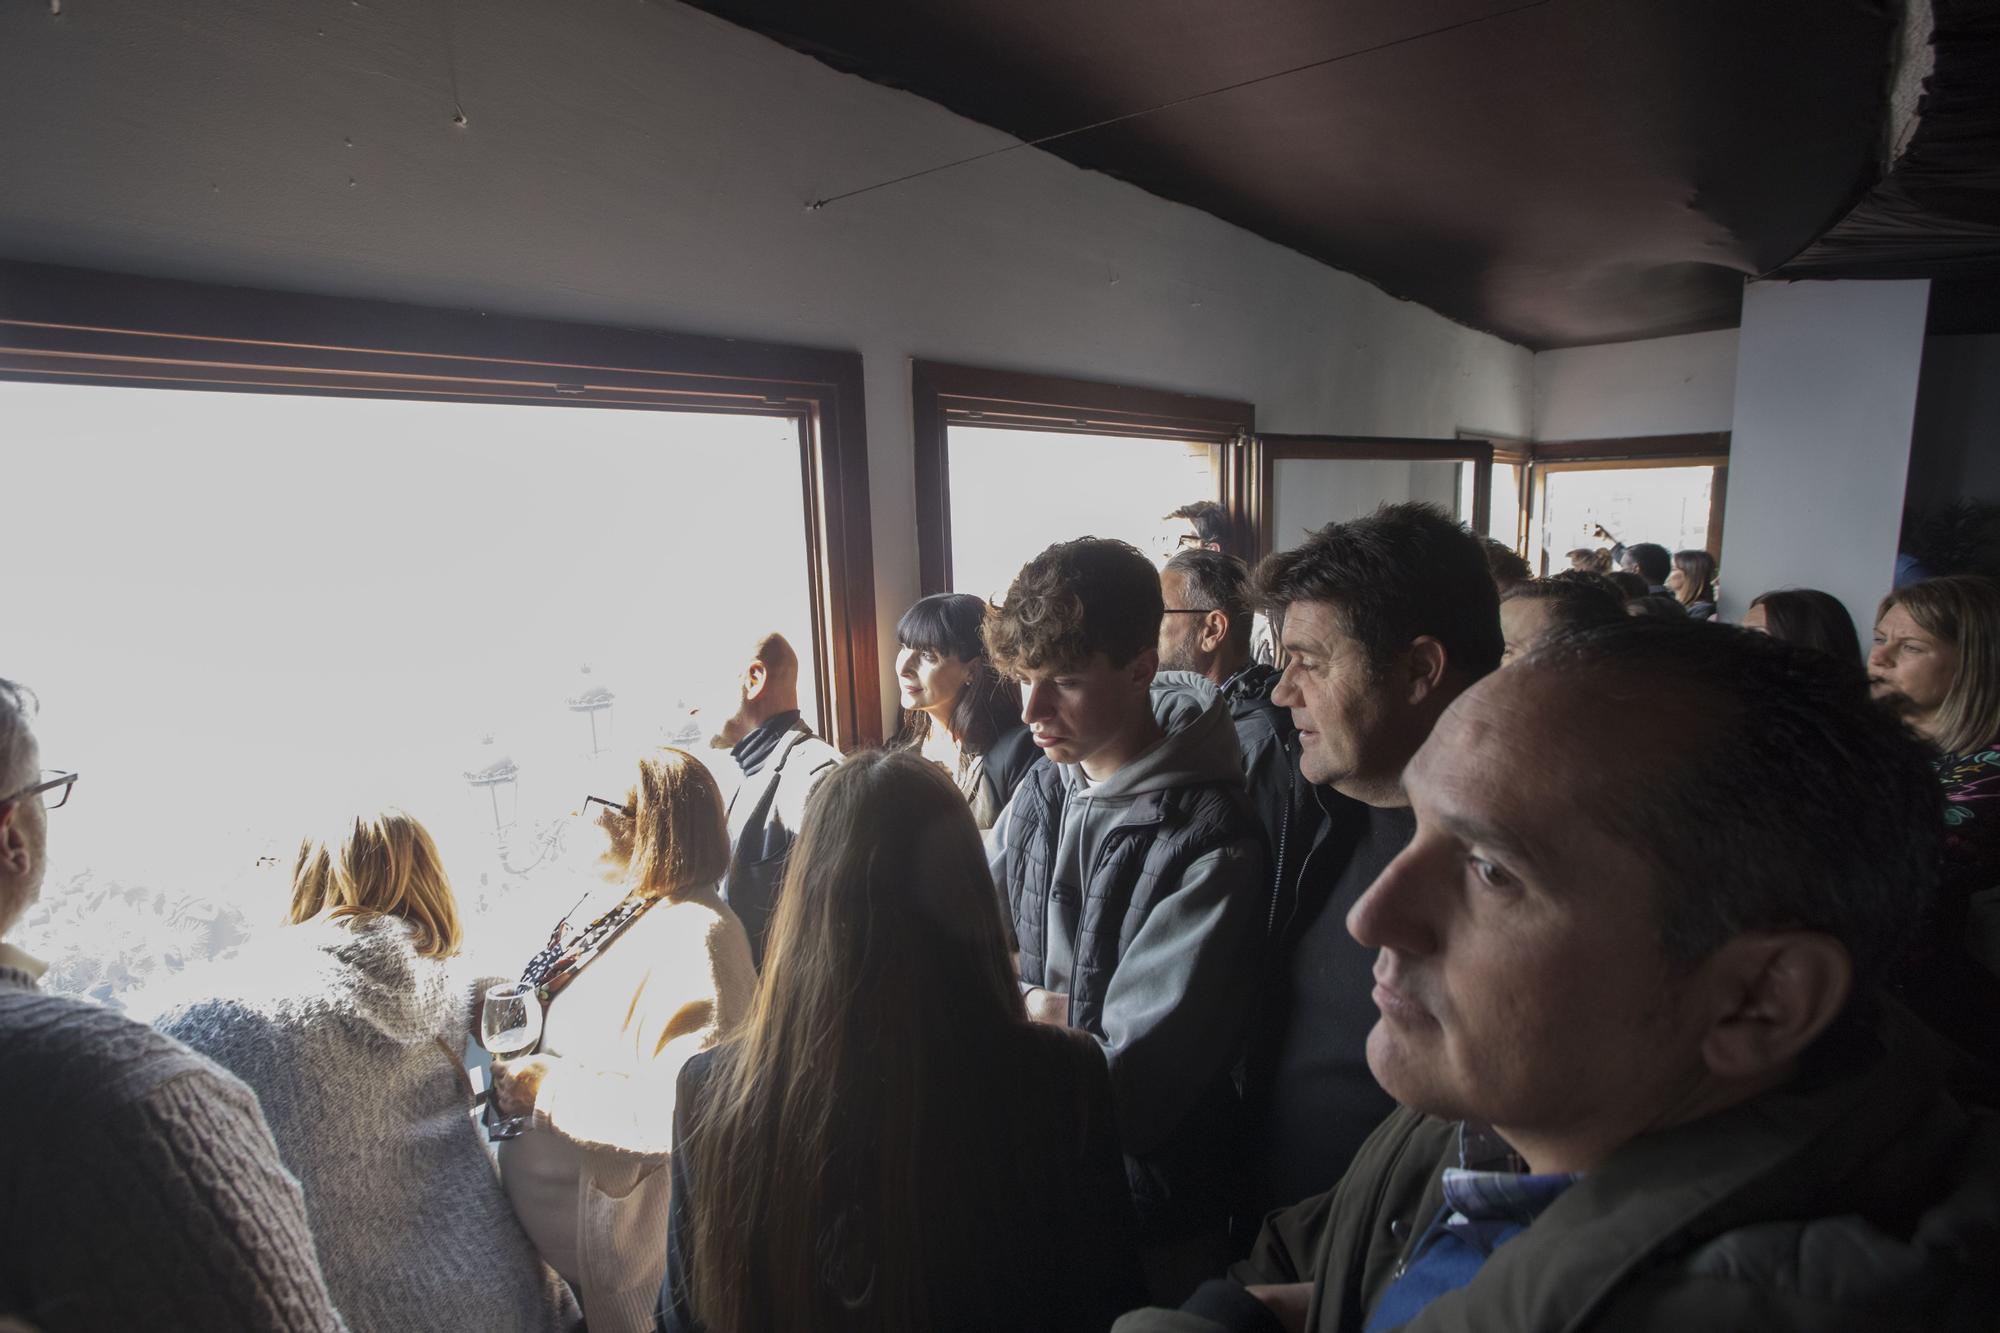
[1718,280,1931,637]
[1907,335,2000,512]
[1532,328,1739,440]
[0,0,1532,731]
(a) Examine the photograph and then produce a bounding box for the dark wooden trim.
[1530,432,1732,464]
[1705,465,1729,562]
[0,258,882,746]
[1251,433,1494,558]
[910,359,1255,594]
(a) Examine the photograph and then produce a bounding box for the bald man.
[711,632,840,968]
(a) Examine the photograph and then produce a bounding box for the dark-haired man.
[1165,500,1232,555]
[1497,571,1626,665]
[986,537,1268,1296]
[1159,549,1307,902]
[1620,541,1672,593]
[1118,621,2000,1333]
[1243,503,1502,1226]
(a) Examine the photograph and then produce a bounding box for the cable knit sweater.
[0,945,345,1332]
[156,917,580,1333]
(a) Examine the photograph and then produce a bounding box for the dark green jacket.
[1114,1003,2000,1332]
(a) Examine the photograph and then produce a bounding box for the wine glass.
[481,981,544,1140]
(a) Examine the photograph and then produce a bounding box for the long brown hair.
[686,749,1025,1333]
[1876,576,2000,756]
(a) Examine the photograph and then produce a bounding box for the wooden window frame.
[1250,434,1495,561]
[1525,433,1732,573]
[911,360,1255,594]
[0,259,882,746]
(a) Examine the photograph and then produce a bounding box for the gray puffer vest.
[1004,763,1256,1036]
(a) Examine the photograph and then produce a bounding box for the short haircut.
[0,679,35,791]
[749,632,799,689]
[1876,575,2000,757]
[1163,548,1254,656]
[985,537,1164,674]
[1748,588,1861,664]
[1623,542,1672,585]
[290,811,463,959]
[1166,500,1229,549]
[627,747,734,901]
[1481,539,1532,588]
[1525,619,1942,994]
[1500,571,1627,636]
[1626,593,1689,620]
[1253,502,1502,681]
[1607,570,1651,600]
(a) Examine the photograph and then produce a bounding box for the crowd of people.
[4,500,1999,1333]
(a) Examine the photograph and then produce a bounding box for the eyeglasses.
[582,794,635,819]
[0,770,78,811]
[1162,608,1221,616]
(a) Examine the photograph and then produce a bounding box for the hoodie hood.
[1061,675,1247,801]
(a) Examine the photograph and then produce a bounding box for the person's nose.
[1271,661,1301,708]
[1021,679,1054,725]
[1347,838,1442,956]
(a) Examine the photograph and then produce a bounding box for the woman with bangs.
[157,810,580,1332]
[660,750,1142,1333]
[1871,576,2000,985]
[892,592,1039,828]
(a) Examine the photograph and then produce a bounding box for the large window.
[913,362,1254,595]
[1255,436,1494,557]
[1526,434,1730,574]
[1,260,878,1002]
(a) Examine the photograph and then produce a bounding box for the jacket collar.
[1418,1002,1966,1332]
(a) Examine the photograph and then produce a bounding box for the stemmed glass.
[481,981,544,1140]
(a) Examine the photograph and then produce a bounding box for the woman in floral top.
[1871,576,2000,986]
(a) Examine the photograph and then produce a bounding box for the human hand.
[1246,1283,1312,1333]
[1023,987,1070,1026]
[492,1055,556,1117]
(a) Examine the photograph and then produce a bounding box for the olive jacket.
[1114,1001,2000,1333]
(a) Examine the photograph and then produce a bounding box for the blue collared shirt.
[1361,1124,1580,1332]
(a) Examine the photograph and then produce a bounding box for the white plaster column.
[1717,279,1931,643]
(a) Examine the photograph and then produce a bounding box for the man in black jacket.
[1158,548,1311,907]
[1241,504,1502,1229]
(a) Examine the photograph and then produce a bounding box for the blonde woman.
[157,811,579,1333]
[494,748,755,1333]
[1872,577,2000,976]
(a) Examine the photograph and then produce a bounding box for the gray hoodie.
[989,678,1267,1157]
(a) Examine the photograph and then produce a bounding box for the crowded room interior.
[4,1,2000,1330]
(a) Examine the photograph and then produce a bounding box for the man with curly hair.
[986,537,1268,1300]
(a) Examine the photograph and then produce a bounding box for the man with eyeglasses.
[1158,548,1316,929]
[0,678,346,1330]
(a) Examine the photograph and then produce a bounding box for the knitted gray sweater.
[0,955,346,1331]
[156,916,580,1333]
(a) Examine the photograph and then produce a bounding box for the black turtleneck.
[730,709,801,778]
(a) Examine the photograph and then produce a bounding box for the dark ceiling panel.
[688,0,1895,348]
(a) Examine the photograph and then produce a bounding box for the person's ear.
[1198,610,1230,654]
[1697,933,1852,1081]
[743,660,769,702]
[1129,648,1160,687]
[1404,636,1451,704]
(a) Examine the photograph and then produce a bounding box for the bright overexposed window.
[946,426,1216,598]
[7,381,816,1002]
[1270,457,1466,553]
[1537,465,1714,571]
